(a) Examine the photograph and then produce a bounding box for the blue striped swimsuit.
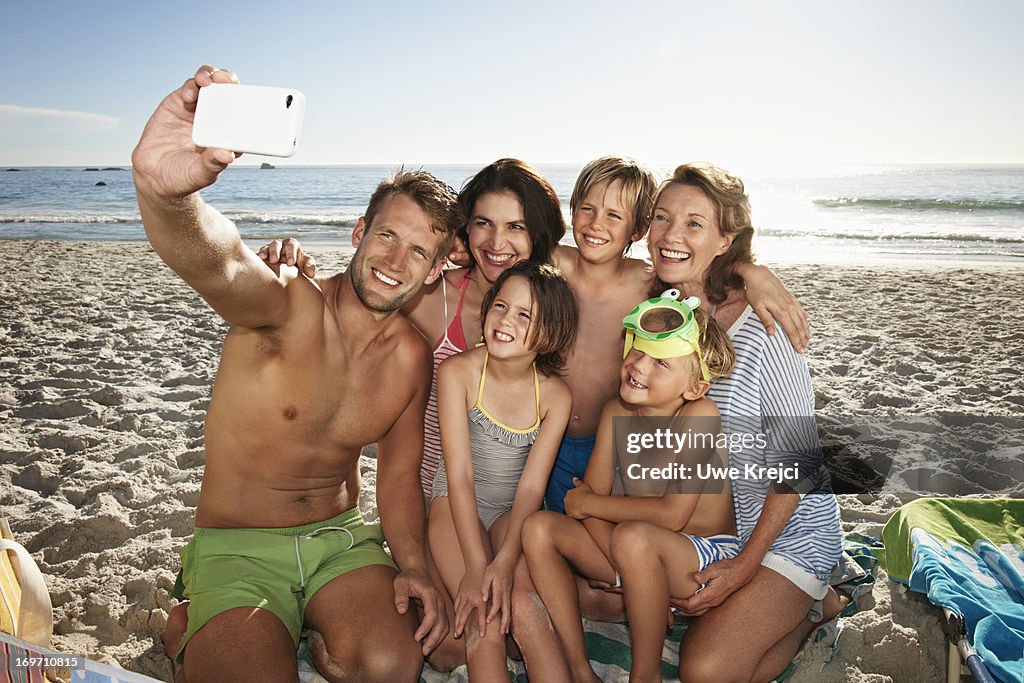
[707,305,842,598]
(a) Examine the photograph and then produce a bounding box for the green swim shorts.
[171,507,396,661]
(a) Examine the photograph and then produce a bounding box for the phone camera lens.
[286,95,293,109]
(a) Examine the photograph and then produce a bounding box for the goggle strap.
[696,315,711,382]
[698,354,711,382]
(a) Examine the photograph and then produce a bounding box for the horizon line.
[6,161,1024,170]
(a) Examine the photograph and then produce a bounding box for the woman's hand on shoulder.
[445,236,471,267]
[735,262,810,353]
[257,237,317,278]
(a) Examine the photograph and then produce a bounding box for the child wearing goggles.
[523,290,737,683]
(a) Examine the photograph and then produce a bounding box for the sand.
[2,240,1022,682]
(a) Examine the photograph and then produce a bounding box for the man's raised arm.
[132,66,289,329]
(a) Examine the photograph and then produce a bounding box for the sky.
[1,0,1022,171]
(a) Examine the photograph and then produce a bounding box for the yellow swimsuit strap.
[474,352,541,433]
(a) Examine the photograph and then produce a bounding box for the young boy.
[522,293,739,683]
[546,157,659,512]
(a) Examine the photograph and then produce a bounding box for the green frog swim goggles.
[622,289,711,381]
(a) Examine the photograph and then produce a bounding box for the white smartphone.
[192,83,306,157]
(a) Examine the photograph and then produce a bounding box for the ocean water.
[1,164,1021,264]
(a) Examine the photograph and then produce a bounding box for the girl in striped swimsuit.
[429,261,578,683]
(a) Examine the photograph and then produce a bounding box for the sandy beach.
[2,239,1022,682]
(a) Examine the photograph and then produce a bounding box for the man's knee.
[678,654,726,683]
[311,630,422,683]
[162,602,189,659]
[359,642,422,683]
[184,607,298,683]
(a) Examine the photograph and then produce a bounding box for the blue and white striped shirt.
[708,306,842,595]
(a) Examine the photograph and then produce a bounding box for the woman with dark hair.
[406,159,566,499]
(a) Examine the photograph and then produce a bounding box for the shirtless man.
[133,66,458,683]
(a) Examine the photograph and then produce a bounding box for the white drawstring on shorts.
[293,526,355,599]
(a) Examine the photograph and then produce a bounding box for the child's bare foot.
[820,586,852,622]
[162,601,189,682]
[162,602,188,658]
[309,630,351,681]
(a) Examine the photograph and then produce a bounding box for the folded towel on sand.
[882,497,1024,683]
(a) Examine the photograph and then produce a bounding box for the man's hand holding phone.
[133,66,305,206]
[132,66,242,202]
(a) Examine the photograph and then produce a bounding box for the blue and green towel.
[882,497,1024,683]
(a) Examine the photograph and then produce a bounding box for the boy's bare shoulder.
[600,396,632,420]
[552,244,578,276]
[680,396,721,418]
[623,256,654,286]
[538,372,572,404]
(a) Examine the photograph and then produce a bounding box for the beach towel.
[1,521,165,683]
[882,497,1024,683]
